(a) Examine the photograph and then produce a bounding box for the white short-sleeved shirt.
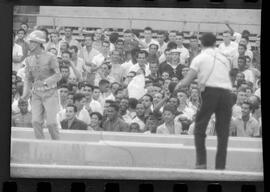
[12,43,23,72]
[190,48,232,90]
[128,63,151,76]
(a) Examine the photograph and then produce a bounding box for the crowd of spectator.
[12,21,261,137]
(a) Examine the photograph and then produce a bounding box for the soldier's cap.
[170,48,181,54]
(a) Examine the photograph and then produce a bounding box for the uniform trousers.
[194,87,233,169]
[31,88,60,140]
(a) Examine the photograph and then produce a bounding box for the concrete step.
[10,163,263,181]
[11,138,263,172]
[11,127,263,149]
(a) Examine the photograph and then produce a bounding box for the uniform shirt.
[190,48,232,90]
[25,52,61,87]
[230,115,260,137]
[12,112,32,127]
[12,43,23,72]
[103,117,130,132]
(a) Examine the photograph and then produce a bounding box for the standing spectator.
[61,104,88,130]
[168,30,178,43]
[141,27,159,49]
[156,104,182,134]
[148,43,160,62]
[230,101,260,137]
[15,28,29,60]
[92,28,103,52]
[69,45,85,79]
[156,31,167,55]
[60,27,81,50]
[123,29,140,52]
[121,48,139,78]
[12,32,23,72]
[89,112,103,131]
[218,30,238,68]
[58,66,70,87]
[59,84,69,110]
[175,32,190,65]
[12,99,32,128]
[129,50,151,76]
[95,63,116,86]
[146,61,160,82]
[189,35,201,65]
[58,41,69,57]
[110,50,125,83]
[46,31,61,54]
[92,40,111,68]
[159,48,172,72]
[103,102,130,132]
[238,56,255,84]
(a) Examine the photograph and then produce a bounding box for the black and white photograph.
[10,6,262,181]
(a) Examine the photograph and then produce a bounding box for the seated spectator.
[119,97,130,120]
[73,93,91,125]
[144,113,160,134]
[230,101,260,137]
[232,87,248,120]
[89,112,103,131]
[130,122,141,133]
[103,102,130,132]
[131,102,146,131]
[122,98,138,124]
[12,99,32,128]
[61,104,87,130]
[157,104,182,134]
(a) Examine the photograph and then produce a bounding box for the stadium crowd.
[12,22,261,137]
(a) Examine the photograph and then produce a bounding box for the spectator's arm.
[153,91,170,112]
[132,34,148,49]
[225,21,235,34]
[69,61,82,81]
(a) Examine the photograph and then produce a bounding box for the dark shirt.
[103,117,130,132]
[61,117,88,130]
[12,112,32,127]
[159,62,185,80]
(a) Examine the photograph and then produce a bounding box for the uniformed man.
[175,33,233,170]
[21,30,62,140]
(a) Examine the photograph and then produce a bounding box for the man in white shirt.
[110,50,125,84]
[218,31,238,68]
[238,56,255,84]
[12,32,24,72]
[79,34,100,68]
[156,31,167,55]
[141,27,159,50]
[73,93,91,125]
[92,40,111,68]
[129,50,151,76]
[59,27,81,51]
[176,32,190,66]
[175,33,233,170]
[69,45,85,78]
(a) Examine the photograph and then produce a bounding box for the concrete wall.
[37,7,261,34]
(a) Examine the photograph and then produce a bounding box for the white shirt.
[178,45,190,65]
[69,57,85,78]
[243,69,255,84]
[131,116,145,131]
[92,53,105,67]
[218,41,238,67]
[110,63,125,83]
[76,107,91,125]
[128,63,151,76]
[89,100,103,115]
[190,48,232,90]
[12,43,23,72]
[79,46,100,64]
[121,60,135,77]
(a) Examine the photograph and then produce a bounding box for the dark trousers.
[194,87,233,169]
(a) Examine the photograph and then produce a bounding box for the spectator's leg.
[194,88,219,169]
[31,93,45,139]
[43,89,60,140]
[214,90,233,170]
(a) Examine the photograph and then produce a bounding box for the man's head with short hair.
[107,102,120,120]
[66,104,78,120]
[73,93,86,111]
[99,79,110,93]
[200,33,216,48]
[162,104,177,123]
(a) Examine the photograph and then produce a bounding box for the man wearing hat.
[21,30,62,140]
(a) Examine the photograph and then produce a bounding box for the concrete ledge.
[11,163,263,181]
[11,138,263,172]
[11,127,262,149]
